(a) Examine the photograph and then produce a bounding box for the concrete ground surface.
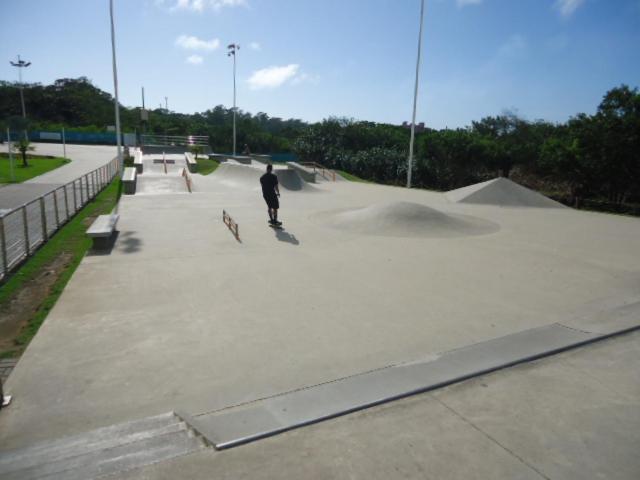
[117,331,640,480]
[1,152,639,477]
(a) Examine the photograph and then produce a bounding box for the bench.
[122,167,137,194]
[87,214,119,249]
[133,150,143,174]
[184,152,198,173]
[286,162,317,183]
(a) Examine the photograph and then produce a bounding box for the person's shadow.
[273,227,299,245]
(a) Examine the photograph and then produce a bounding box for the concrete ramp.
[136,174,189,195]
[447,177,566,208]
[210,164,318,192]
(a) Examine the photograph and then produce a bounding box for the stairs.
[0,412,208,479]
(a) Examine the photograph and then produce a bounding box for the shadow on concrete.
[273,228,299,245]
[118,231,143,254]
[86,231,119,256]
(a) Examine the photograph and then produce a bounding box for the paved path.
[0,143,116,211]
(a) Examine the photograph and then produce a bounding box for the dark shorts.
[263,193,279,209]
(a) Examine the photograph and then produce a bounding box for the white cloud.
[186,55,204,65]
[175,35,220,51]
[456,0,483,7]
[554,0,585,17]
[290,72,319,86]
[249,42,261,51]
[248,64,299,90]
[170,0,247,12]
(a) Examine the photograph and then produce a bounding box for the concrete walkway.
[0,143,116,211]
[118,331,640,480]
[0,163,638,477]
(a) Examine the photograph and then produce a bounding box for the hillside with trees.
[1,78,638,213]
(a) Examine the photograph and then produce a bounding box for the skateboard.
[269,221,283,229]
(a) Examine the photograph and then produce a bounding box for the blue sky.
[1,0,639,129]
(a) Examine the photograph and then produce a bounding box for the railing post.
[0,216,8,276]
[72,180,78,212]
[63,186,70,220]
[40,197,48,240]
[53,190,60,227]
[22,205,30,256]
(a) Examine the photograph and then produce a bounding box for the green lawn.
[0,179,122,359]
[337,170,371,183]
[196,157,220,175]
[0,154,69,184]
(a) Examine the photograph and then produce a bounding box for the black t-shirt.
[260,172,278,196]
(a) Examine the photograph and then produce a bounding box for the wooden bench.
[122,167,137,194]
[184,152,198,173]
[87,214,119,249]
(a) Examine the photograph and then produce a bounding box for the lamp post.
[10,55,31,119]
[227,43,239,156]
[407,0,425,188]
[109,0,123,175]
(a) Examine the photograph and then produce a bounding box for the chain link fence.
[0,157,119,282]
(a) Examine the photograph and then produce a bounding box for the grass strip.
[196,157,220,175]
[337,170,372,183]
[0,155,70,184]
[0,178,121,358]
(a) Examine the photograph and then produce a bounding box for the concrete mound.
[315,201,499,238]
[447,177,566,208]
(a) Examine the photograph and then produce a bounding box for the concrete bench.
[122,167,137,194]
[133,150,143,174]
[87,214,119,249]
[185,152,198,173]
[286,162,317,183]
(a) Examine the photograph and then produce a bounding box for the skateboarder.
[260,164,281,226]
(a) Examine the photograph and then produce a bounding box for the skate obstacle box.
[87,214,120,250]
[122,167,137,195]
[286,162,317,183]
[184,152,198,173]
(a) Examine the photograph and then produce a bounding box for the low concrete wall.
[250,154,272,165]
[209,154,253,165]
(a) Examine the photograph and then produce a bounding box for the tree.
[189,144,204,160]
[13,138,34,167]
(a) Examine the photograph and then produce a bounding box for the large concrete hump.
[446,177,567,208]
[314,201,499,238]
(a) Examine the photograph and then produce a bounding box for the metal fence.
[0,157,119,282]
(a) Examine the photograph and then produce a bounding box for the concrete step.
[0,412,207,479]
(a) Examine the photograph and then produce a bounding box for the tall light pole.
[165,96,168,111]
[227,43,239,156]
[407,0,425,188]
[10,55,31,119]
[109,0,123,175]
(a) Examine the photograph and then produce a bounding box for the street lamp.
[10,55,31,119]
[227,43,239,156]
[109,0,123,175]
[407,0,425,188]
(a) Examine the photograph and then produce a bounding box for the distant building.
[401,121,426,132]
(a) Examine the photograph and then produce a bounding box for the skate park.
[1,145,639,479]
